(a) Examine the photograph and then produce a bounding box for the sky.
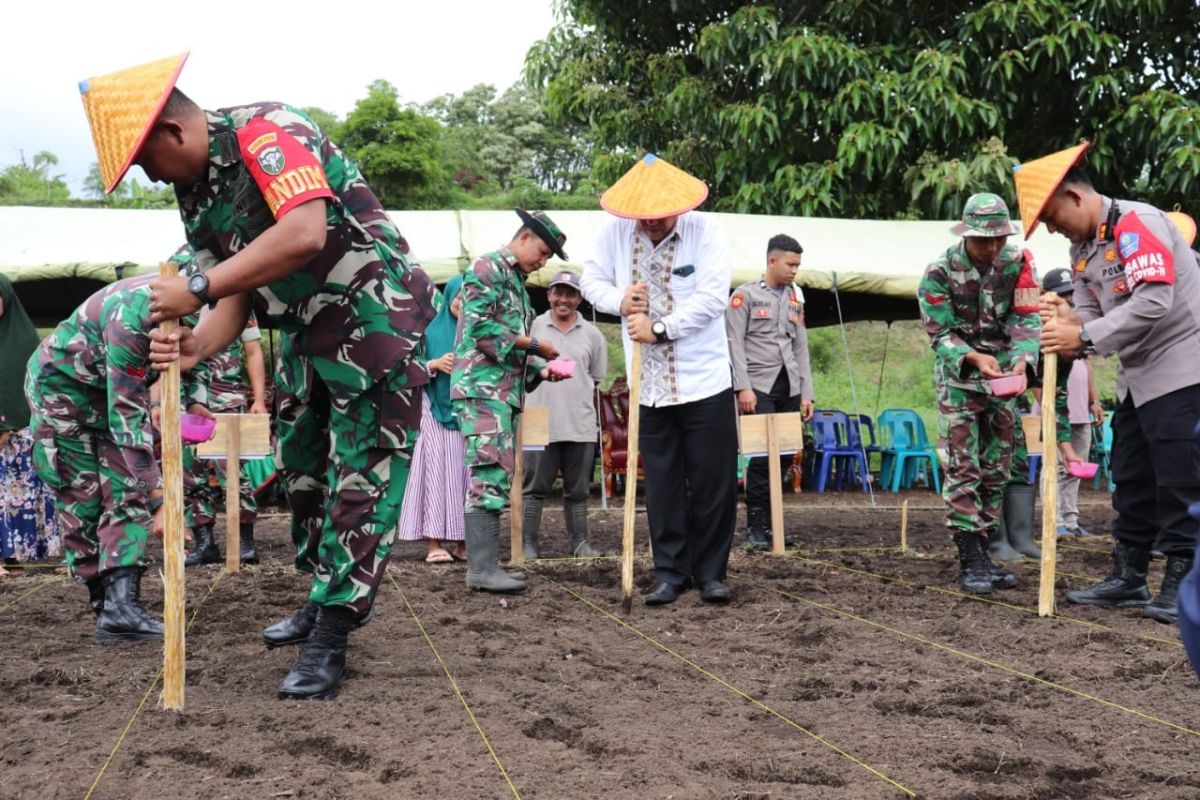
[0,0,558,194]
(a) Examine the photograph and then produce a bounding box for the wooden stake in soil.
[1038,353,1059,617]
[158,262,186,710]
[621,344,643,615]
[223,421,240,572]
[508,406,548,565]
[738,413,803,555]
[900,499,909,553]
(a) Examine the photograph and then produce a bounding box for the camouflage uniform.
[24,275,209,581]
[451,247,546,512]
[174,103,435,612]
[1008,364,1072,487]
[182,314,262,529]
[919,218,1041,538]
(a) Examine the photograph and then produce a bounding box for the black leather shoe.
[744,529,771,552]
[699,580,731,603]
[263,601,375,648]
[278,606,354,701]
[644,582,685,606]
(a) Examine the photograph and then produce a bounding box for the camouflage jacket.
[201,313,261,412]
[918,241,1041,393]
[173,103,436,404]
[451,247,545,407]
[25,275,209,492]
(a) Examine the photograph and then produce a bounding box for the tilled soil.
[2,488,1198,800]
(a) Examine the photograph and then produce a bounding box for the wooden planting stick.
[621,344,643,615]
[900,499,909,553]
[158,262,186,710]
[1038,353,1059,617]
[223,422,241,572]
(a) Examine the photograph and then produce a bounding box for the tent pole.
[591,302,608,511]
[831,272,877,508]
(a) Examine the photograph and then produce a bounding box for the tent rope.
[831,272,877,507]
[872,321,892,417]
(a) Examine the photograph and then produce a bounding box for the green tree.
[338,80,449,209]
[0,150,71,205]
[301,106,343,142]
[526,1,1200,218]
[83,163,176,208]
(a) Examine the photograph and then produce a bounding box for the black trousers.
[1110,383,1200,556]
[522,441,595,504]
[639,388,738,586]
[745,368,801,515]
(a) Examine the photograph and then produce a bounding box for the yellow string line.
[774,588,1200,739]
[386,570,522,800]
[84,571,224,800]
[1058,542,1112,555]
[788,553,1184,650]
[538,571,917,798]
[0,574,64,616]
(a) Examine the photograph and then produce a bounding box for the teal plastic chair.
[877,408,941,493]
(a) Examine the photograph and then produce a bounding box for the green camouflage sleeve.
[104,293,161,492]
[918,261,973,377]
[461,260,518,365]
[524,358,547,394]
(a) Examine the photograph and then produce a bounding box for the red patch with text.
[1013,251,1039,312]
[1115,211,1175,289]
[125,365,146,379]
[752,308,771,319]
[238,118,334,219]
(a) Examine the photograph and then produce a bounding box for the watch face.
[188,274,207,293]
[652,322,666,334]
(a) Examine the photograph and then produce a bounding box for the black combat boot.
[1143,555,1193,624]
[465,511,526,593]
[1065,542,1151,608]
[86,577,105,617]
[239,523,259,564]
[521,496,542,559]
[277,606,354,700]
[263,600,374,648]
[744,507,771,551]
[566,500,602,557]
[954,532,1008,595]
[95,567,164,642]
[184,523,221,567]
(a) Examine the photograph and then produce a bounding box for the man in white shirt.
[582,154,738,605]
[522,270,608,558]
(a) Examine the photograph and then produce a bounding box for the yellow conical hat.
[600,153,709,219]
[79,53,189,194]
[1167,211,1197,246]
[1012,141,1089,239]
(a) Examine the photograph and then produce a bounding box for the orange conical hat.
[1166,211,1197,246]
[600,153,709,220]
[1012,141,1090,239]
[79,53,189,194]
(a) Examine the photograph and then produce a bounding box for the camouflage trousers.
[274,343,421,613]
[453,398,519,513]
[1008,416,1032,487]
[183,445,257,528]
[938,387,1017,536]
[28,418,151,581]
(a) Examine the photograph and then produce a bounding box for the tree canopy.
[526,0,1200,219]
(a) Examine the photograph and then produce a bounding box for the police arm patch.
[1115,211,1174,289]
[237,118,334,219]
[730,293,745,309]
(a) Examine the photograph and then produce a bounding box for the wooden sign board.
[739,413,806,555]
[510,406,550,565]
[1020,414,1043,455]
[196,414,272,459]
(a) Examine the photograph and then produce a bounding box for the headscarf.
[0,274,40,431]
[426,275,463,430]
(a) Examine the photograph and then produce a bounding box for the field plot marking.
[788,553,1184,650]
[0,574,64,616]
[536,570,918,798]
[85,570,226,800]
[386,571,522,800]
[775,589,1200,739]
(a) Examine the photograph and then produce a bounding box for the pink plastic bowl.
[546,358,576,378]
[1068,461,1099,479]
[181,413,216,444]
[988,373,1027,397]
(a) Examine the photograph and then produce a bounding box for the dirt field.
[2,488,1198,800]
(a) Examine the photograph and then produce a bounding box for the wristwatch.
[147,494,164,514]
[651,320,668,343]
[528,337,540,355]
[187,272,214,308]
[1078,325,1096,356]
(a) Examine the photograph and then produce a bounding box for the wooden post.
[223,422,241,573]
[159,263,186,710]
[1038,354,1059,617]
[621,345,643,615]
[900,499,909,553]
[510,415,525,566]
[766,416,786,554]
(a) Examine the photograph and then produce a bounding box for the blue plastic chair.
[856,414,882,472]
[877,409,942,493]
[808,410,870,493]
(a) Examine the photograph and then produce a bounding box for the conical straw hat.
[1012,141,1089,239]
[79,53,189,194]
[600,153,709,220]
[1167,211,1197,246]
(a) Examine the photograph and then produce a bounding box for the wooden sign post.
[158,263,186,710]
[739,413,805,554]
[508,406,550,565]
[900,499,910,553]
[1038,355,1059,617]
[197,414,271,572]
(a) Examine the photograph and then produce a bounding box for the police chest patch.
[1073,258,1087,273]
[1113,279,1128,294]
[257,146,286,176]
[1118,232,1140,260]
[752,308,771,319]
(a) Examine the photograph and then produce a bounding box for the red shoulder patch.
[730,293,745,309]
[237,118,334,220]
[1013,250,1039,313]
[1115,211,1174,289]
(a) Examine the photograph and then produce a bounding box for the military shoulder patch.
[730,293,744,309]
